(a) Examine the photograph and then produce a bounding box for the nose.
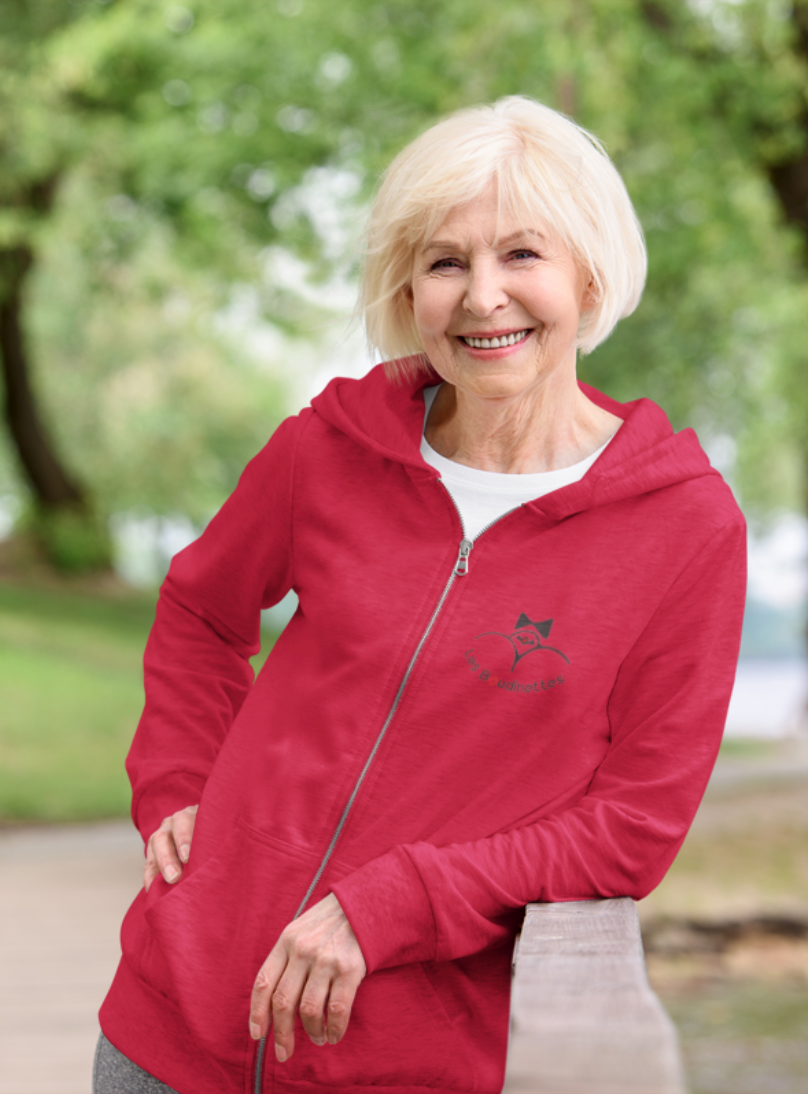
[462,260,509,318]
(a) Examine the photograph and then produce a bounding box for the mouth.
[458,328,532,350]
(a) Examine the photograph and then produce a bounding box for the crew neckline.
[420,384,613,488]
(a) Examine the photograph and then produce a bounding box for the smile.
[459,329,531,350]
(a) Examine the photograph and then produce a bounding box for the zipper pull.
[454,538,473,576]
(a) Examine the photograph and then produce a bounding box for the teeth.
[461,330,530,349]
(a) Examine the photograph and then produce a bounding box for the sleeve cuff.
[330,845,438,973]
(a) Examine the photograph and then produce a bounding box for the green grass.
[718,736,783,760]
[0,581,274,822]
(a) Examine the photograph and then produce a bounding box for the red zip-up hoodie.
[100,362,746,1094]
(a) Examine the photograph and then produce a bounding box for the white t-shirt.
[420,385,612,540]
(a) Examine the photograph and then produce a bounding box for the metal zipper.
[253,483,521,1092]
[253,1036,266,1094]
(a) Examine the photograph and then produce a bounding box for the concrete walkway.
[0,821,143,1094]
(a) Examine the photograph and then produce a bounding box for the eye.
[510,248,540,261]
[429,256,463,272]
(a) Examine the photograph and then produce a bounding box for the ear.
[580,274,598,313]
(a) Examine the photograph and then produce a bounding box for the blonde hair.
[360,96,647,380]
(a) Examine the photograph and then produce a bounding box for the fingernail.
[311,1037,326,1047]
[275,1044,288,1063]
[327,1033,338,1045]
[165,866,180,882]
[179,844,190,862]
[249,1022,261,1040]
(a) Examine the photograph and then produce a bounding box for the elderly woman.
[96,97,745,1094]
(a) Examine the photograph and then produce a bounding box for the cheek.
[412,284,454,341]
[529,285,581,329]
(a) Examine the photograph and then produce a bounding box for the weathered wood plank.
[503,898,686,1094]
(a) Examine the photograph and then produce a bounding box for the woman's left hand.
[249,893,367,1063]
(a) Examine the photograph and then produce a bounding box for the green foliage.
[25,169,289,524]
[0,0,806,527]
[26,504,113,574]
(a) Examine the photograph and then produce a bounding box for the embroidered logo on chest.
[464,613,569,695]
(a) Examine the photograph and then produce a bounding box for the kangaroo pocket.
[140,822,317,1066]
[282,960,459,1088]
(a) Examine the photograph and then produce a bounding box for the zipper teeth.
[476,508,522,539]
[291,564,458,920]
[254,482,522,1092]
[253,1038,266,1094]
[439,480,468,539]
[439,478,523,543]
[255,564,459,1092]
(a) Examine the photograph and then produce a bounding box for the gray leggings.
[93,1032,179,1094]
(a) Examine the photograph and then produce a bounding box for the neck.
[424,374,621,474]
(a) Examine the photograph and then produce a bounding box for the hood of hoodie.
[310,359,719,520]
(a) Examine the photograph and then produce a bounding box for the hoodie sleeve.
[331,512,747,972]
[126,413,303,845]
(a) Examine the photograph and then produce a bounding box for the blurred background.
[0,1,806,1092]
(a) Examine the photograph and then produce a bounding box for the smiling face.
[409,185,593,404]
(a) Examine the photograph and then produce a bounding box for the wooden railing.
[503,898,686,1094]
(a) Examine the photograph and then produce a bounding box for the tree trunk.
[765,0,808,260]
[0,243,87,510]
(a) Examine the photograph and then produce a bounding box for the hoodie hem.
[100,957,487,1094]
[99,957,249,1094]
[271,1079,478,1094]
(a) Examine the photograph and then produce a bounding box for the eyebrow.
[420,230,547,253]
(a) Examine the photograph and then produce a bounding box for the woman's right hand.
[144,804,199,892]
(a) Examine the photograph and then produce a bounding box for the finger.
[151,824,183,884]
[326,969,363,1045]
[143,832,163,891]
[297,964,332,1046]
[271,960,309,1063]
[249,946,287,1042]
[143,853,161,892]
[172,805,198,863]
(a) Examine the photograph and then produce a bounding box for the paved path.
[0,822,143,1094]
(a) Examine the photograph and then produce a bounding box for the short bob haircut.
[360,96,647,380]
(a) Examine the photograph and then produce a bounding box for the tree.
[633,0,808,521]
[0,2,111,567]
[1,0,805,570]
